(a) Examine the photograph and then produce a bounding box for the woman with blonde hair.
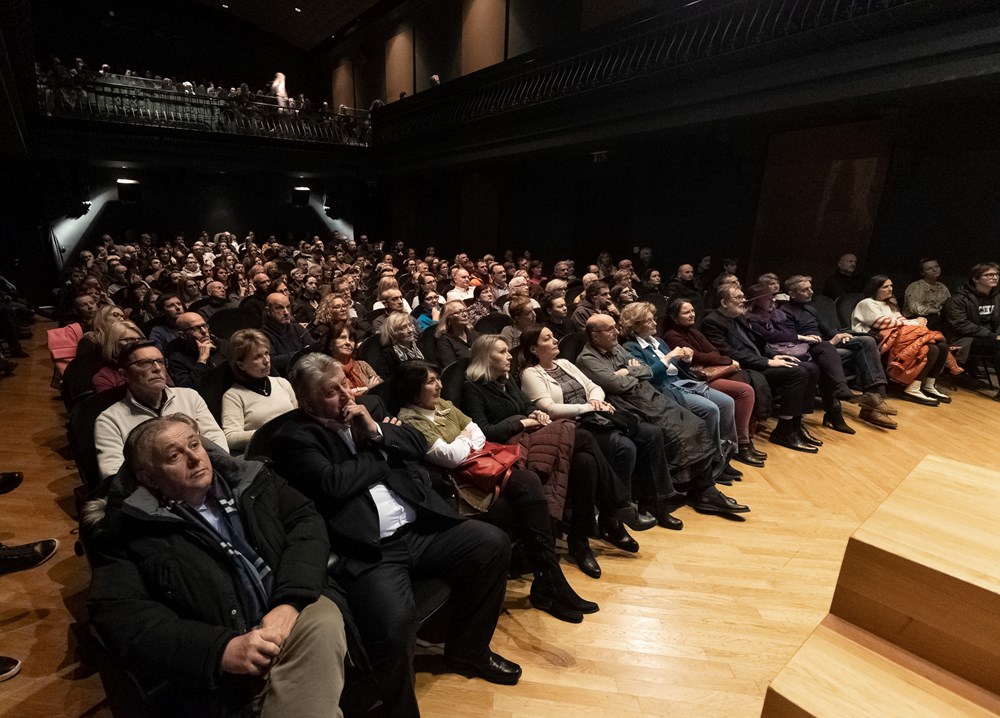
[221,328,297,452]
[92,320,145,392]
[436,300,479,366]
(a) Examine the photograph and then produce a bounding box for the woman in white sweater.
[221,329,298,452]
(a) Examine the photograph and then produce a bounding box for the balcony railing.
[37,74,370,146]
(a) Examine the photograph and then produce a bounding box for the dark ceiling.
[189,0,383,51]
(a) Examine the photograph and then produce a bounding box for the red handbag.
[452,442,521,496]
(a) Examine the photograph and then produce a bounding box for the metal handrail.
[37,74,370,146]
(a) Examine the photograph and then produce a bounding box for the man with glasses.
[165,312,229,388]
[944,262,1000,399]
[95,342,228,478]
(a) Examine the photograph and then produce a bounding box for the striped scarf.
[165,476,273,625]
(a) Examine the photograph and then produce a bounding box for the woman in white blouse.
[221,329,298,452]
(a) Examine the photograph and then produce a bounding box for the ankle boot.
[746,438,767,460]
[795,417,824,446]
[822,410,856,435]
[567,537,601,579]
[551,565,599,614]
[598,516,639,553]
[529,570,583,623]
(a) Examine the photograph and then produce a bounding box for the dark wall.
[30,0,325,102]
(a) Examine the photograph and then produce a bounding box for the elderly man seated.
[781,275,899,429]
[577,314,749,517]
[261,292,314,377]
[86,414,347,717]
[269,353,519,718]
[164,311,229,388]
[95,341,228,479]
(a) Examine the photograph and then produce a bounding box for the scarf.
[341,357,365,389]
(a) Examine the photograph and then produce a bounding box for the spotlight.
[292,186,311,207]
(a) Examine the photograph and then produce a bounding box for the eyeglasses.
[593,326,618,334]
[128,358,168,370]
[183,323,209,333]
[982,272,1000,279]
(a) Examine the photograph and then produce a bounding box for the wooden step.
[829,455,1000,694]
[762,616,1000,718]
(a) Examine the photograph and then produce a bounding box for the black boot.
[795,417,824,446]
[822,410,856,435]
[551,565,599,614]
[567,536,601,579]
[598,516,639,553]
[529,570,583,623]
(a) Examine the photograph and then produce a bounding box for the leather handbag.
[452,442,521,496]
[688,363,739,382]
[765,341,810,360]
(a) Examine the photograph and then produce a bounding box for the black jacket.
[86,444,333,717]
[164,335,230,389]
[700,310,771,372]
[269,397,461,569]
[944,282,1000,340]
[460,378,532,443]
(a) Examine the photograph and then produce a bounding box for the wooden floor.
[1,323,997,718]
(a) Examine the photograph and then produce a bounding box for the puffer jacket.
[876,324,960,384]
[84,442,340,718]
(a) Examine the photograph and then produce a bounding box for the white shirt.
[637,335,678,376]
[446,286,475,302]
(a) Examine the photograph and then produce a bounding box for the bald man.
[261,293,314,377]
[165,312,229,388]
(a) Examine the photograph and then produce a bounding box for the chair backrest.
[67,385,129,487]
[417,326,439,363]
[194,362,237,424]
[558,331,588,363]
[638,293,668,318]
[836,292,864,328]
[357,334,385,365]
[243,410,296,461]
[440,358,470,405]
[565,285,585,306]
[809,294,841,331]
[474,313,513,335]
[208,307,260,340]
[62,354,103,411]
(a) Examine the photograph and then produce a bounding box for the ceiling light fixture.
[294,7,302,12]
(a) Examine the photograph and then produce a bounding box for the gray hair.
[288,352,342,407]
[466,334,506,383]
[123,414,200,486]
[784,274,813,292]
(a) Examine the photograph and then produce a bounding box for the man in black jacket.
[87,415,347,717]
[272,352,519,718]
[165,312,229,388]
[701,284,821,453]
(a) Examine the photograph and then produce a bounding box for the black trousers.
[968,335,1000,377]
[918,339,950,380]
[480,469,558,571]
[762,361,818,417]
[807,342,848,412]
[340,518,510,718]
[565,427,629,542]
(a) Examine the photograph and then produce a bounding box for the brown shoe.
[860,408,897,429]
[858,391,898,415]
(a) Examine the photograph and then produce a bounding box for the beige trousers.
[261,595,347,718]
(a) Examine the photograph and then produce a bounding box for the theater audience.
[823,253,865,300]
[467,284,499,326]
[852,275,952,405]
[94,342,228,478]
[85,415,347,718]
[396,358,598,622]
[261,293,314,376]
[411,288,442,332]
[271,353,521,716]
[147,294,186,350]
[499,297,536,352]
[221,329,298,452]
[571,281,618,331]
[374,312,425,379]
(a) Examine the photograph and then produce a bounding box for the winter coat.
[943,282,1000,362]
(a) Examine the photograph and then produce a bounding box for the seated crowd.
[27,229,999,716]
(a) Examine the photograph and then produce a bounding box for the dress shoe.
[0,655,21,682]
[598,518,639,553]
[903,388,939,406]
[858,391,898,415]
[567,541,601,579]
[692,489,750,515]
[715,476,733,486]
[747,440,767,460]
[0,472,22,495]
[770,426,819,453]
[797,423,824,446]
[922,385,951,403]
[529,572,583,623]
[722,463,743,480]
[822,412,856,435]
[656,512,684,530]
[447,651,522,685]
[614,504,657,532]
[859,408,897,429]
[732,445,765,468]
[833,384,860,401]
[0,539,59,576]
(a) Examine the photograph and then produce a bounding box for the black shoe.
[747,440,767,460]
[0,472,23,495]
[656,512,684,530]
[770,426,819,454]
[797,424,824,446]
[0,539,59,576]
[715,476,733,486]
[447,651,522,685]
[598,518,639,553]
[822,412,856,435]
[0,656,21,682]
[902,389,939,406]
[568,541,602,579]
[0,359,16,376]
[722,463,743,480]
[834,385,860,401]
[614,504,657,532]
[732,446,765,468]
[552,569,599,614]
[692,489,750,515]
[529,572,583,623]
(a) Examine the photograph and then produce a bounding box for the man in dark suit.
[700,284,821,453]
[271,353,519,718]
